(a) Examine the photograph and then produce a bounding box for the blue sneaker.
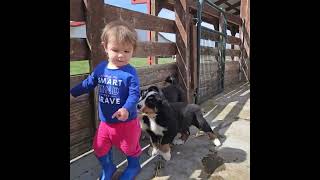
[97,150,117,180]
[120,156,141,180]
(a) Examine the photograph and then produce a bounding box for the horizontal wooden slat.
[200,47,241,57]
[70,0,86,21]
[70,127,93,146]
[70,74,88,87]
[188,1,242,26]
[137,62,177,86]
[70,138,92,159]
[201,28,241,45]
[70,38,90,61]
[104,4,176,33]
[133,42,177,57]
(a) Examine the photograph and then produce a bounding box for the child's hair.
[101,20,138,51]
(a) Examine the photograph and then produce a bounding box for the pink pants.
[93,118,142,158]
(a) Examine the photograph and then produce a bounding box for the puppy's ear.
[140,89,147,97]
[148,86,160,92]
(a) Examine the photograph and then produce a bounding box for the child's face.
[103,40,134,67]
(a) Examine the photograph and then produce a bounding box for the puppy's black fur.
[137,85,220,160]
[161,75,184,103]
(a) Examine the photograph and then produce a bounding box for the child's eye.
[112,49,119,52]
[124,50,130,53]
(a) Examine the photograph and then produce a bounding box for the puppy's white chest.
[149,117,167,136]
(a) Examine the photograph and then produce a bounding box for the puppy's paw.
[148,147,159,156]
[211,138,221,147]
[160,151,171,161]
[173,139,184,145]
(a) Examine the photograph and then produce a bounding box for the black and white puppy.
[137,86,221,161]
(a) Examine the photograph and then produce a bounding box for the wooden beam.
[233,9,240,15]
[159,0,174,11]
[200,47,241,57]
[70,0,86,21]
[225,2,241,11]
[133,42,177,57]
[70,38,90,61]
[215,0,229,6]
[166,0,241,26]
[190,2,242,26]
[104,4,176,33]
[175,0,193,103]
[86,0,105,133]
[86,0,105,69]
[201,28,241,45]
[151,0,159,64]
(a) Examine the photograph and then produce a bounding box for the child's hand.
[112,108,129,121]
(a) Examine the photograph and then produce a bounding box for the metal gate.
[195,0,227,104]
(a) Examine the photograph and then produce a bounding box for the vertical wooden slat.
[240,0,250,81]
[86,0,105,130]
[70,0,86,21]
[151,0,159,64]
[174,0,193,103]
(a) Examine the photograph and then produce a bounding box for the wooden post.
[175,0,193,103]
[240,0,250,81]
[86,0,105,129]
[218,11,226,90]
[150,0,159,64]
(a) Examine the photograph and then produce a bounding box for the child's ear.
[101,42,106,48]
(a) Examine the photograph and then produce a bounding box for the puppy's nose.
[137,104,142,109]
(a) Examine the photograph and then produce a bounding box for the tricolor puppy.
[137,86,221,161]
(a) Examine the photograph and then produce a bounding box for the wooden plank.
[70,0,86,21]
[175,30,186,61]
[70,127,93,146]
[188,1,242,26]
[86,0,105,69]
[175,0,187,44]
[70,74,88,87]
[175,53,188,94]
[137,63,177,86]
[201,29,241,45]
[215,0,229,6]
[133,42,176,57]
[151,0,160,64]
[104,4,176,33]
[86,0,105,136]
[70,38,90,61]
[159,0,174,11]
[225,2,241,11]
[70,138,92,160]
[70,97,92,133]
[175,0,192,103]
[200,47,241,57]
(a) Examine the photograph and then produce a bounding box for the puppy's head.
[137,86,163,115]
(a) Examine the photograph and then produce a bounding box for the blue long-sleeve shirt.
[70,61,140,123]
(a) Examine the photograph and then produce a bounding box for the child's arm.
[122,69,140,115]
[70,67,99,97]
